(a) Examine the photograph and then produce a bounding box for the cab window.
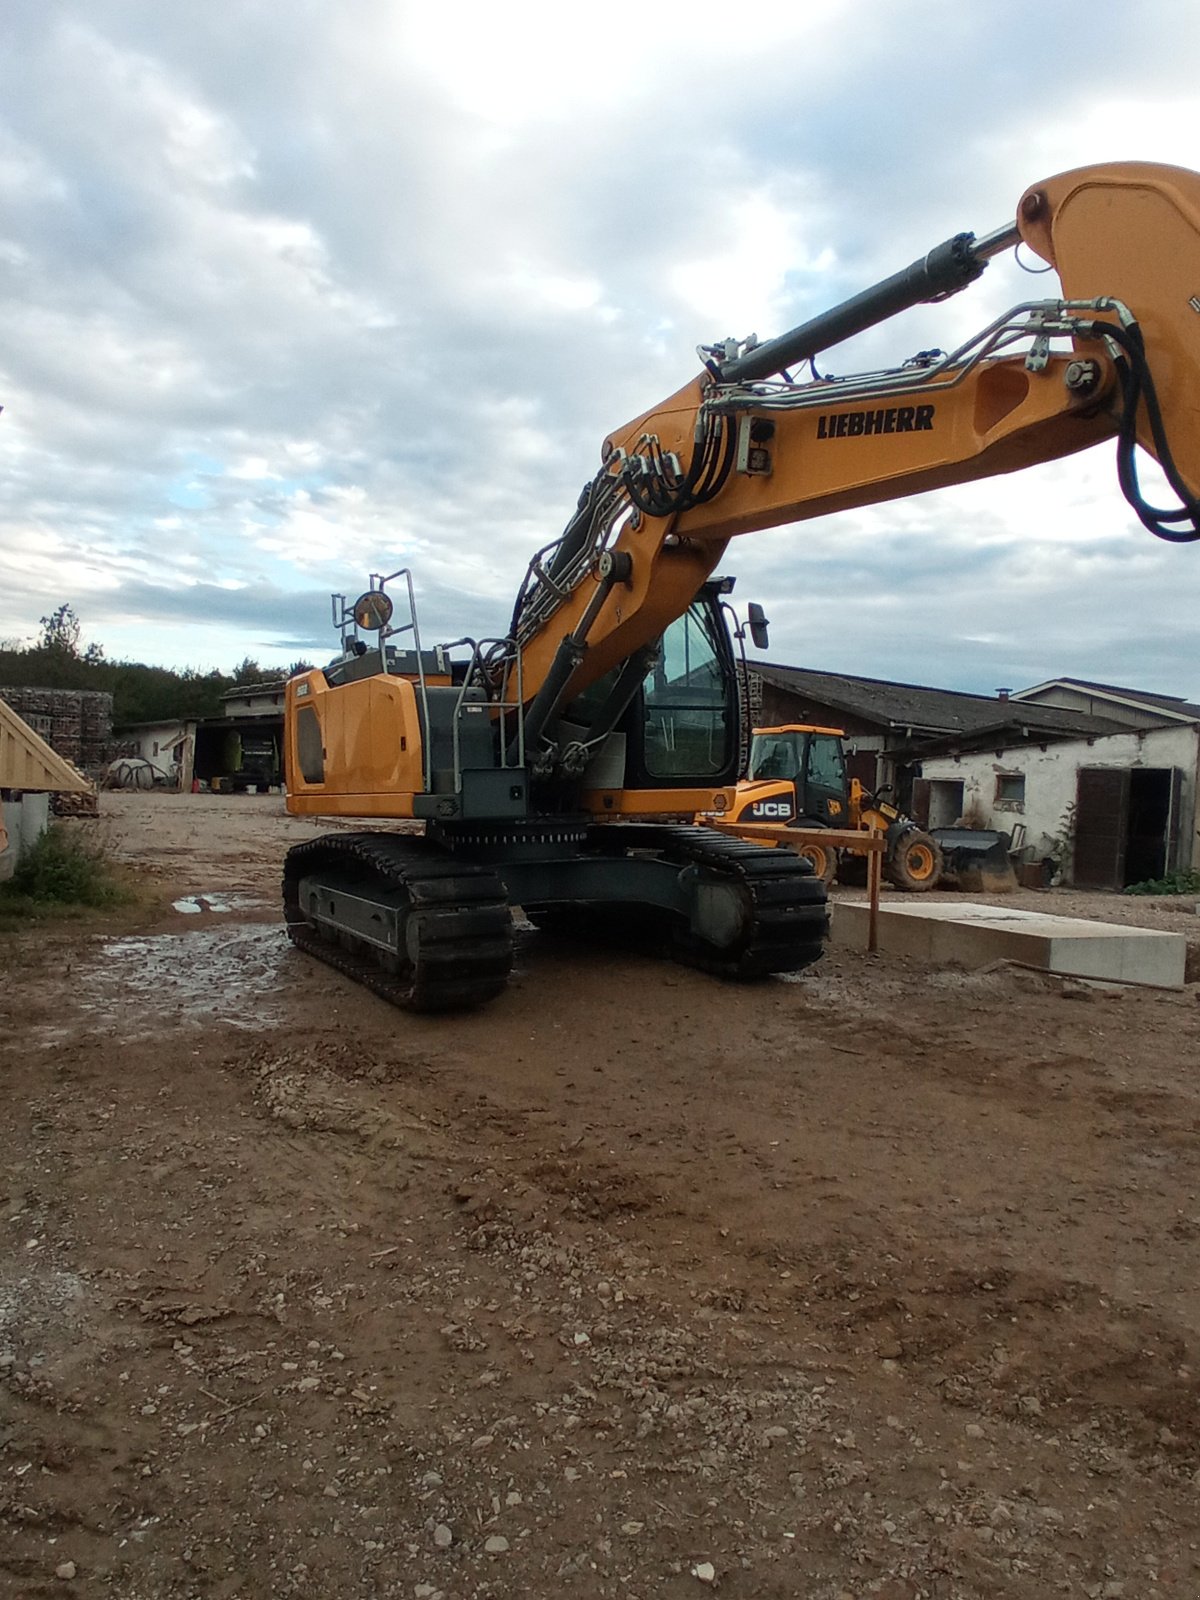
[749,733,801,782]
[643,603,733,778]
[805,733,846,791]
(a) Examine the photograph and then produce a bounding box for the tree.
[39,603,82,656]
[230,656,267,686]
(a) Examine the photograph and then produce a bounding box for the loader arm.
[509,161,1200,720]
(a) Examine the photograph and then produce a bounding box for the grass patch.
[1124,868,1200,897]
[0,823,136,926]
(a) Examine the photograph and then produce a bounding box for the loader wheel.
[887,830,944,892]
[796,838,837,886]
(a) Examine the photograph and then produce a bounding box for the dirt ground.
[4,793,1200,1600]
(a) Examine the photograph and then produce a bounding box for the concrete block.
[1,793,51,880]
[832,899,1187,990]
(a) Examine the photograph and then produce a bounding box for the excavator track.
[282,832,513,1012]
[589,823,829,981]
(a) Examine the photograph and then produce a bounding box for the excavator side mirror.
[747,602,770,651]
[352,589,394,632]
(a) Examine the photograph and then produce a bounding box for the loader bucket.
[930,829,1017,893]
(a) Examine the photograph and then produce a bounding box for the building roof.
[220,680,287,701]
[752,665,1126,758]
[0,697,92,792]
[1013,677,1200,722]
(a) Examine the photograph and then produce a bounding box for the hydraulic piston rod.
[718,221,1021,385]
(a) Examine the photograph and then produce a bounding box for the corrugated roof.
[0,697,92,792]
[751,663,1125,743]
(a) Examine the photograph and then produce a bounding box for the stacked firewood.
[50,788,100,819]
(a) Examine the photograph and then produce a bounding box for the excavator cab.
[566,589,742,797]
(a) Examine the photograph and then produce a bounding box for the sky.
[0,0,1198,696]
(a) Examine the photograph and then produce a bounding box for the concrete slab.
[832,899,1187,990]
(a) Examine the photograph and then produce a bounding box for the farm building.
[744,664,1200,888]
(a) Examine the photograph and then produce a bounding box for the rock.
[692,1562,716,1583]
[484,1536,509,1553]
[965,1423,985,1439]
[55,1562,77,1580]
[433,1524,453,1549]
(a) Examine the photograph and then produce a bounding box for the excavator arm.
[508,161,1200,732]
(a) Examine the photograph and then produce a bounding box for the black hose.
[1086,318,1200,543]
[622,412,732,519]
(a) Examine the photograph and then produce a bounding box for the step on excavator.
[726,723,1017,892]
[283,161,1200,1010]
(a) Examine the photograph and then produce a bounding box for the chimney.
[996,687,1010,701]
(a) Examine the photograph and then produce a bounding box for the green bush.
[1124,868,1200,896]
[1,824,131,912]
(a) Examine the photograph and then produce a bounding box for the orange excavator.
[283,161,1200,1009]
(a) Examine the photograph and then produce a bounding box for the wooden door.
[1073,767,1129,888]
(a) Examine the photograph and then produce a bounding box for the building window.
[995,772,1025,807]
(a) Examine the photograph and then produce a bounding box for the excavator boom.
[510,161,1200,705]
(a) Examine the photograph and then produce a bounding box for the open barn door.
[1074,766,1181,888]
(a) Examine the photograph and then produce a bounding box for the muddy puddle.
[172,892,268,915]
[76,924,293,1038]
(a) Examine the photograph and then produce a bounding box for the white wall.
[222,690,284,717]
[124,723,192,786]
[0,792,51,881]
[920,725,1200,877]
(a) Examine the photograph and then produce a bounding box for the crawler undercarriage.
[283,823,829,1011]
